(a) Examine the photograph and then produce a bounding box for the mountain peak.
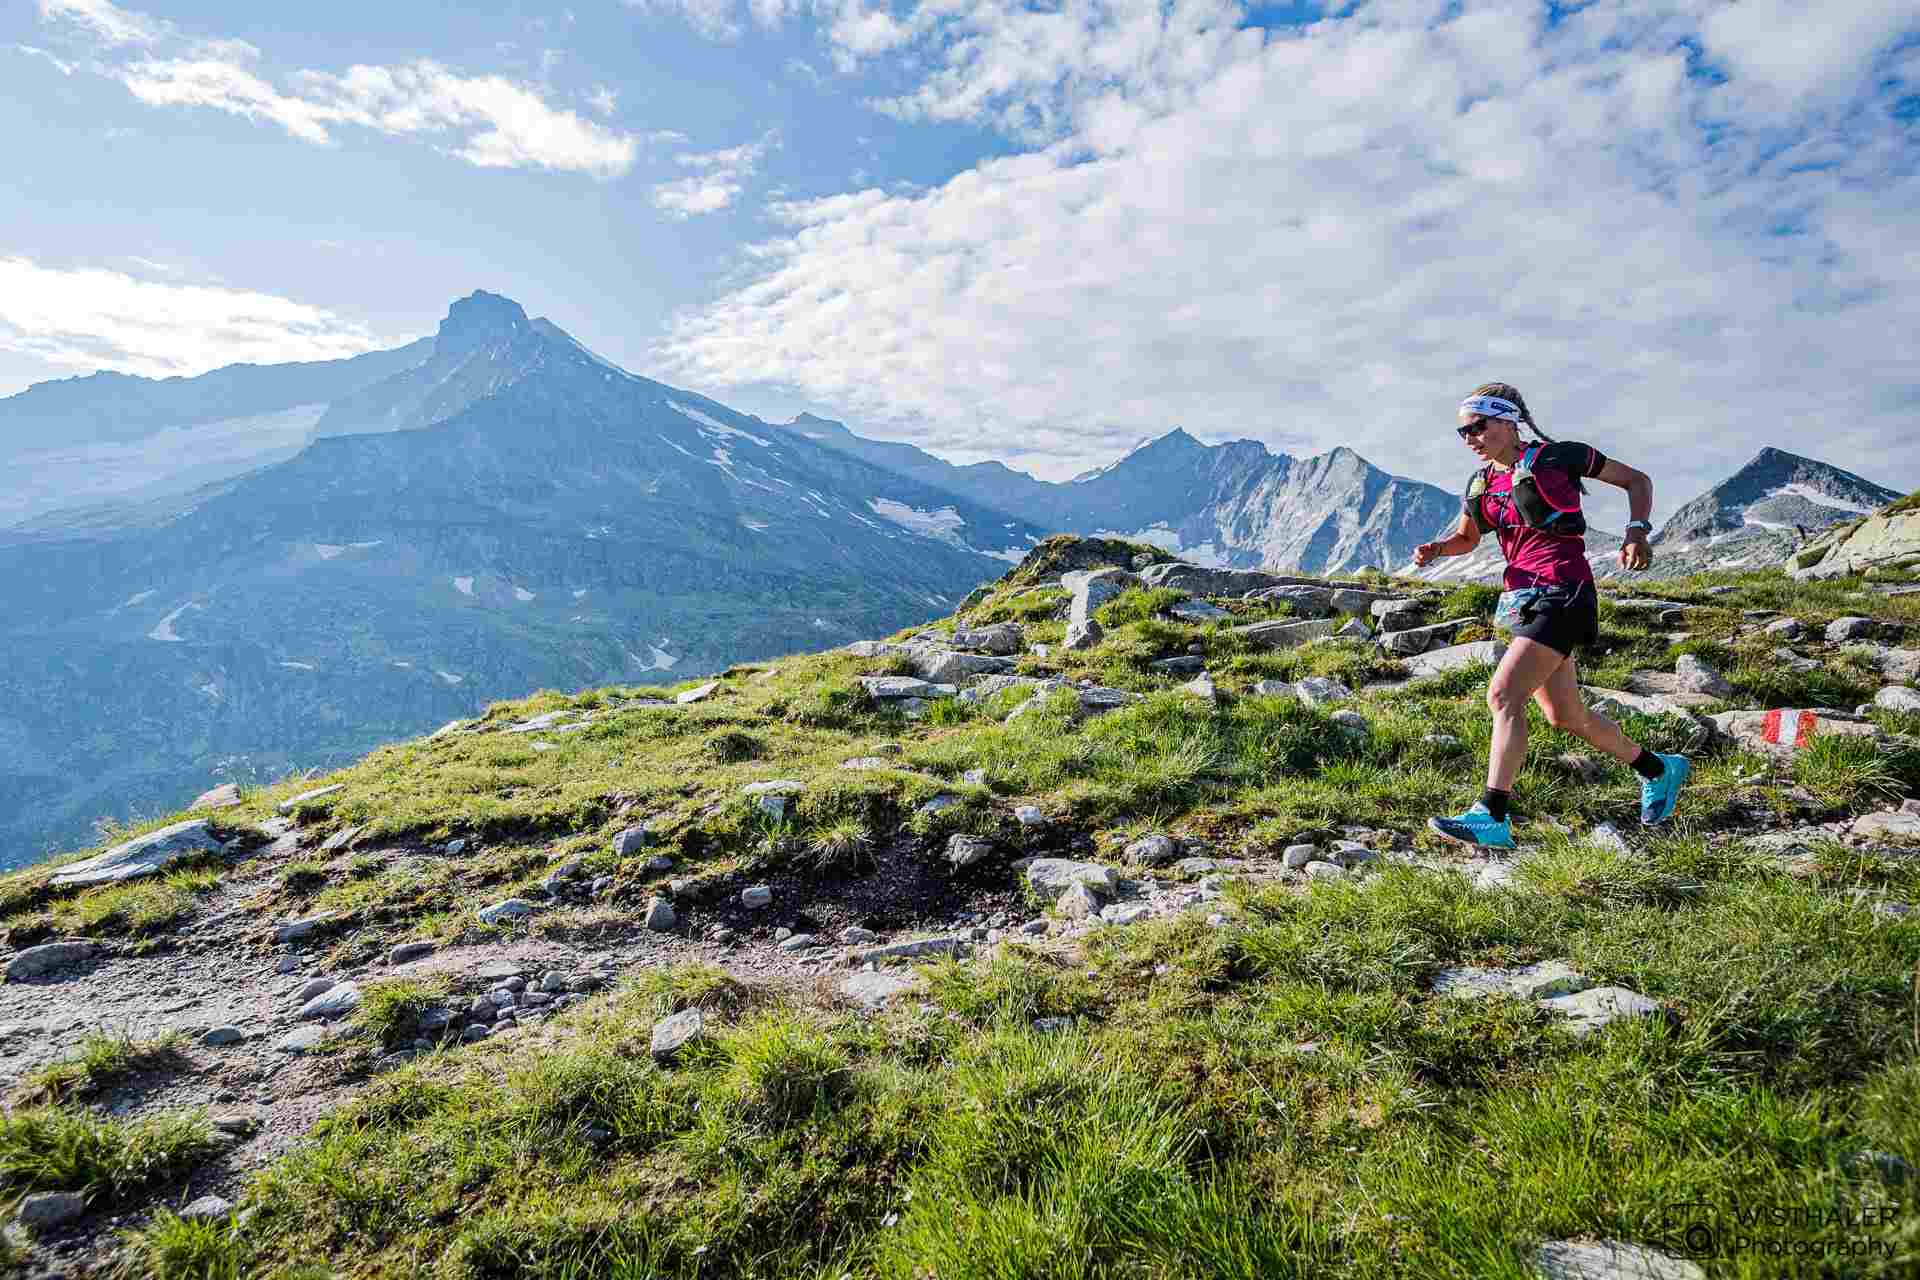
[1654,445,1900,545]
[437,291,530,355]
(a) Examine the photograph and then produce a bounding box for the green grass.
[17,1032,186,1105]
[0,1107,221,1203]
[352,978,452,1049]
[23,550,1920,1277]
[118,1210,247,1280]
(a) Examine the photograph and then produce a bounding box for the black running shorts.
[1509,581,1600,657]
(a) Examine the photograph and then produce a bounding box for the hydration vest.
[1468,443,1586,536]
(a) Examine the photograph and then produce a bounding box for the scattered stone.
[852,936,969,962]
[1063,567,1142,623]
[318,825,363,853]
[1302,861,1348,881]
[741,885,773,909]
[951,622,1024,655]
[1168,600,1230,622]
[445,837,468,855]
[1404,639,1507,678]
[644,897,677,931]
[1061,616,1105,651]
[1709,708,1880,758]
[840,926,880,944]
[541,971,567,993]
[1150,655,1206,674]
[274,916,333,943]
[18,1191,86,1232]
[1075,687,1144,717]
[1025,858,1119,894]
[840,970,921,1013]
[388,941,435,965]
[1330,709,1369,736]
[777,934,819,952]
[675,681,720,705]
[1533,1239,1704,1280]
[1434,960,1590,1001]
[179,1195,234,1222]
[1125,834,1179,866]
[649,1008,705,1063]
[1015,805,1047,826]
[1763,617,1803,639]
[6,940,100,980]
[1874,685,1920,714]
[1673,654,1734,699]
[1329,840,1378,867]
[1826,616,1876,642]
[461,1024,491,1043]
[918,793,963,816]
[1019,918,1050,936]
[1252,679,1294,697]
[1181,673,1219,702]
[1282,844,1318,869]
[1537,986,1662,1037]
[476,898,536,926]
[193,782,242,809]
[1292,676,1352,706]
[276,1024,330,1054]
[277,784,344,814]
[203,1025,246,1047]
[298,982,361,1021]
[1379,620,1466,656]
[1056,882,1105,918]
[612,825,656,855]
[1100,903,1153,926]
[50,818,224,888]
[1852,809,1920,842]
[947,835,995,868]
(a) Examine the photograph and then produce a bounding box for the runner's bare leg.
[1486,638,1574,791]
[1532,657,1642,764]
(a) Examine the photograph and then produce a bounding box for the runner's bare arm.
[1595,458,1654,570]
[1414,512,1480,566]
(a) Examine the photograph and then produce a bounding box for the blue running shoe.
[1428,802,1515,850]
[1640,753,1691,826]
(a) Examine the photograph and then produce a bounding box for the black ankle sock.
[1630,749,1665,781]
[1480,788,1510,822]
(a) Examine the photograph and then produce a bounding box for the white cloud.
[587,83,620,116]
[651,134,777,217]
[39,1,642,177]
[38,0,166,47]
[8,42,78,74]
[0,257,389,379]
[653,0,1920,499]
[625,0,744,41]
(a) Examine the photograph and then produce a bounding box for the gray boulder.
[475,898,536,925]
[277,784,344,814]
[1292,677,1352,706]
[1063,567,1141,623]
[741,885,773,909]
[193,783,242,809]
[297,982,362,1021]
[1026,858,1118,894]
[1061,616,1105,651]
[388,941,435,965]
[1378,620,1465,656]
[840,970,922,1013]
[948,835,995,867]
[1874,685,1920,714]
[1673,654,1734,699]
[1139,563,1289,596]
[1763,617,1804,639]
[18,1190,86,1232]
[1168,599,1230,622]
[1404,640,1506,678]
[644,897,677,931]
[912,649,1019,682]
[51,819,224,888]
[1232,618,1339,650]
[860,675,955,701]
[1826,616,1876,642]
[6,940,100,980]
[650,1008,705,1063]
[1056,882,1105,918]
[1533,1239,1704,1280]
[1124,834,1179,866]
[951,623,1024,655]
[612,825,655,855]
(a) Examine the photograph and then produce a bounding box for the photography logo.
[1658,1199,1902,1263]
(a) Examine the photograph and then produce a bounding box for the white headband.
[1460,395,1521,421]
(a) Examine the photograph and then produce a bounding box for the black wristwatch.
[1624,520,1652,538]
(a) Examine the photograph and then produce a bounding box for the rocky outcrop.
[1790,499,1920,579]
[50,819,224,888]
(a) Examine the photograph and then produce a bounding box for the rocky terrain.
[1,534,1916,1278]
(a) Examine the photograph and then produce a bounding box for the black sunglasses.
[1456,417,1499,440]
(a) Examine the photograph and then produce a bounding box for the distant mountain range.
[0,290,1905,863]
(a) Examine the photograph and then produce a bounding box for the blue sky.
[4,0,1918,515]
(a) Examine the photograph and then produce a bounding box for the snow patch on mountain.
[452,577,475,597]
[671,401,771,446]
[868,498,968,549]
[148,601,201,642]
[1094,524,1232,568]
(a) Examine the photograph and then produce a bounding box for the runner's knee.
[1487,678,1525,718]
[1540,699,1583,732]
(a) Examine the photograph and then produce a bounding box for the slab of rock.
[1533,1239,1704,1280]
[1853,809,1920,842]
[1404,639,1507,678]
[912,649,1019,682]
[298,982,361,1021]
[1330,709,1368,737]
[1125,834,1179,866]
[852,936,969,962]
[1182,674,1219,702]
[1056,882,1105,918]
[1247,584,1334,616]
[1252,679,1293,697]
[1762,617,1804,639]
[6,940,100,980]
[1100,903,1152,926]
[505,710,575,734]
[18,1190,86,1232]
[277,784,344,814]
[1673,654,1735,699]
[475,898,536,925]
[1302,861,1347,881]
[675,681,720,705]
[1434,960,1590,1001]
[318,825,363,854]
[51,818,224,888]
[1075,686,1143,717]
[845,640,911,658]
[1168,599,1230,622]
[740,885,773,909]
[1379,619,1466,656]
[643,896,677,931]
[203,1025,246,1046]
[1332,618,1371,640]
[1620,671,1719,709]
[1232,618,1340,650]
[1061,616,1104,651]
[1024,858,1119,894]
[276,1024,330,1054]
[1845,643,1920,683]
[951,622,1024,655]
[1874,685,1920,714]
[179,1194,234,1222]
[1708,708,1880,757]
[1292,676,1352,706]
[1150,655,1205,674]
[193,782,242,809]
[840,970,922,1013]
[650,1008,705,1063]
[860,676,947,701]
[1826,616,1876,642]
[1282,844,1317,869]
[274,915,334,943]
[1537,986,1661,1037]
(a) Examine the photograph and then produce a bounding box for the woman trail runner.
[1412,382,1689,849]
